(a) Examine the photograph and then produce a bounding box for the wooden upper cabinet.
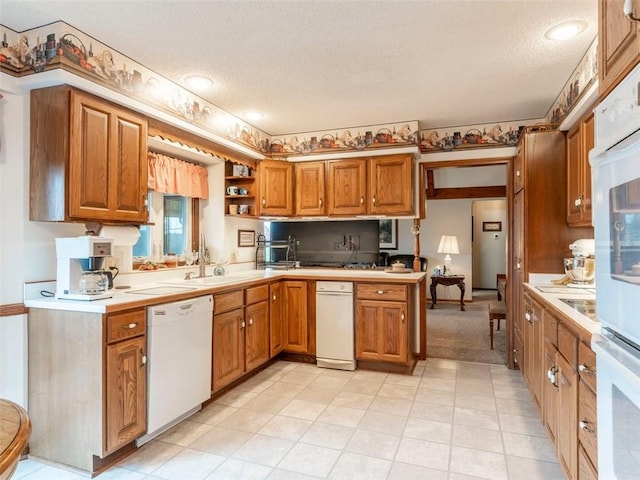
[30,85,148,223]
[513,146,525,194]
[567,110,594,227]
[327,158,368,215]
[295,161,326,216]
[368,154,413,215]
[258,160,293,216]
[599,0,640,98]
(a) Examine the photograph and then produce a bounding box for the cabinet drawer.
[543,311,558,347]
[214,290,244,314]
[106,309,146,344]
[356,283,407,301]
[246,284,269,305]
[578,380,598,470]
[578,341,597,392]
[558,322,577,368]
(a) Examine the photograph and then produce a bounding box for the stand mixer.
[56,236,114,300]
[564,239,595,288]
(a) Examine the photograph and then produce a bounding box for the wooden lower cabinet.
[523,294,543,412]
[269,281,284,357]
[212,285,272,392]
[212,308,245,391]
[283,280,309,353]
[354,283,412,367]
[557,352,578,479]
[105,335,147,454]
[28,307,147,473]
[527,290,598,480]
[355,299,407,363]
[246,300,270,371]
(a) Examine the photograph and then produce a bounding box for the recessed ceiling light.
[184,75,213,90]
[245,111,265,122]
[545,21,587,41]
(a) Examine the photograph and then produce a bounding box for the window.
[133,192,193,261]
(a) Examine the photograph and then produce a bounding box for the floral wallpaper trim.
[268,121,420,156]
[0,22,271,155]
[545,38,598,125]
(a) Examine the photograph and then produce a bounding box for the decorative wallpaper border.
[268,121,420,156]
[0,22,273,154]
[0,21,597,158]
[545,38,598,125]
[418,121,533,153]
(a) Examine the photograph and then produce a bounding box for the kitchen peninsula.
[24,267,427,475]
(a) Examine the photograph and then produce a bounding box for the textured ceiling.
[0,0,598,135]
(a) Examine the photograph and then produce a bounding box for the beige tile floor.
[14,359,565,480]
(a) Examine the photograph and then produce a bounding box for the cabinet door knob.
[360,196,364,204]
[140,349,147,367]
[249,318,253,326]
[319,198,323,207]
[272,294,277,301]
[401,312,405,322]
[372,195,377,204]
[516,170,521,177]
[579,420,595,434]
[241,321,246,329]
[525,310,532,323]
[262,197,266,206]
[578,364,596,376]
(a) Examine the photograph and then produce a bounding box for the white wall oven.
[591,61,640,478]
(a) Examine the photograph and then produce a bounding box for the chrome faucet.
[198,234,208,278]
[184,271,197,280]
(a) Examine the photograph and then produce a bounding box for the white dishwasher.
[137,294,213,446]
[316,281,355,371]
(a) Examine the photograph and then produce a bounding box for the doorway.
[472,199,507,295]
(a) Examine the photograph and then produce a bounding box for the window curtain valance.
[147,151,209,199]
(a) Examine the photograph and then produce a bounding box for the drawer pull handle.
[579,420,595,434]
[123,323,138,329]
[578,364,596,376]
[376,290,386,295]
[525,310,532,322]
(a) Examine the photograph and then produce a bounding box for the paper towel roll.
[100,226,140,273]
[100,226,140,246]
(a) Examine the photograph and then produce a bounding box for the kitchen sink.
[159,271,266,287]
[125,286,198,295]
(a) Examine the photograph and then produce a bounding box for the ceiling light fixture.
[245,111,265,122]
[184,75,213,90]
[545,21,587,41]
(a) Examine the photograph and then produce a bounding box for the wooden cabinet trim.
[214,290,244,314]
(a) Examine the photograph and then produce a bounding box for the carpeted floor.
[427,290,507,365]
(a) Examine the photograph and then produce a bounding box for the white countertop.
[524,283,600,335]
[24,268,427,314]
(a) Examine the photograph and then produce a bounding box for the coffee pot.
[79,270,108,294]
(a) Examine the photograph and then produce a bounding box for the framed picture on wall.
[483,221,502,232]
[238,230,256,247]
[379,219,398,249]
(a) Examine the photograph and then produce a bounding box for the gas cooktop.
[559,297,597,322]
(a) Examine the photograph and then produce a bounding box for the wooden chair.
[488,300,506,350]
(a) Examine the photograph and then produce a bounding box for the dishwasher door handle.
[317,292,351,297]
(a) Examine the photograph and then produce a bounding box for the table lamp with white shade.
[437,234,459,275]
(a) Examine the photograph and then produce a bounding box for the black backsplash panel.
[270,220,379,265]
